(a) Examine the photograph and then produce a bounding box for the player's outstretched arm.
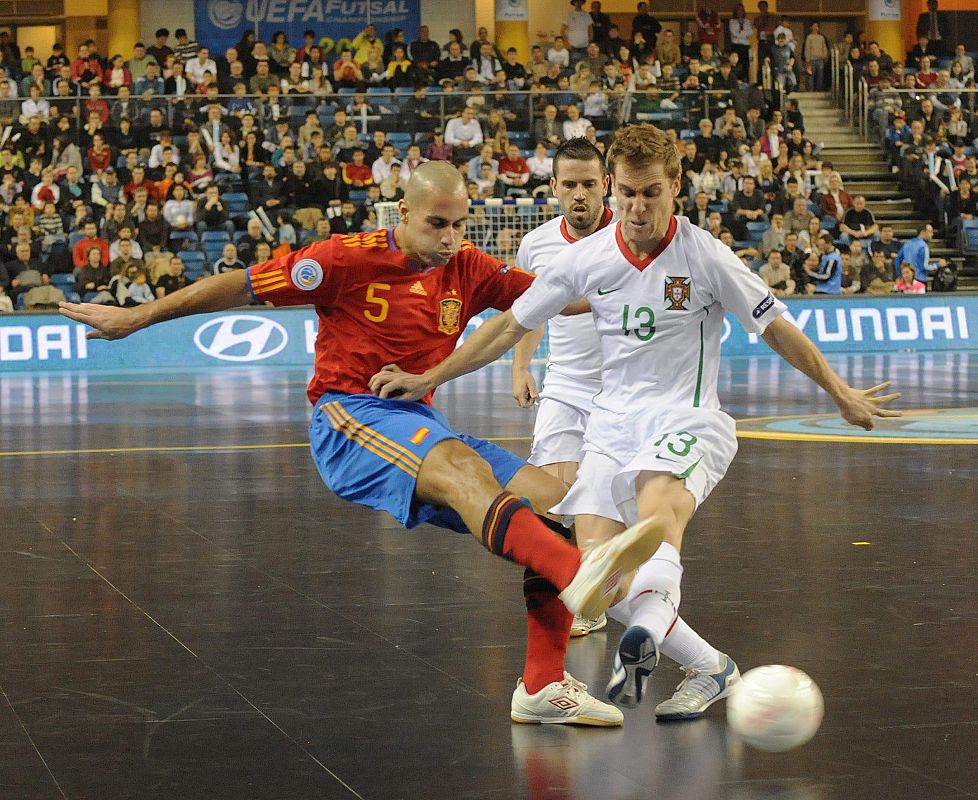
[370,309,531,401]
[761,316,902,430]
[511,325,545,408]
[59,270,252,341]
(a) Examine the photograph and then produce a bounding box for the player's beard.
[564,203,603,235]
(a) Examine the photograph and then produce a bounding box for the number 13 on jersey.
[622,303,656,341]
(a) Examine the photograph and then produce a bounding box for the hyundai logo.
[194,315,288,362]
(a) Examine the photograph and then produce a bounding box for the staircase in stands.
[794,91,972,288]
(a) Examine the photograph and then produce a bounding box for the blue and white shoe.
[655,653,741,721]
[606,625,660,708]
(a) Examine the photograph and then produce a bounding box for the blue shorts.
[310,392,527,533]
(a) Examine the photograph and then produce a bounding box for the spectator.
[251,163,283,215]
[109,237,143,277]
[443,106,483,159]
[893,222,943,283]
[127,267,155,304]
[839,248,860,294]
[76,244,110,297]
[236,217,273,266]
[173,29,200,64]
[138,203,169,253]
[839,195,879,244]
[371,143,401,185]
[162,183,194,234]
[304,217,332,244]
[534,104,564,149]
[467,143,499,181]
[819,173,852,224]
[562,104,591,140]
[155,255,188,297]
[862,248,896,294]
[146,28,173,67]
[547,37,571,69]
[761,213,787,255]
[108,226,143,261]
[806,232,842,293]
[894,262,926,293]
[759,249,795,296]
[563,0,593,61]
[196,183,234,237]
[728,4,753,80]
[72,219,109,269]
[213,242,246,274]
[5,241,43,302]
[342,148,374,188]
[497,143,530,196]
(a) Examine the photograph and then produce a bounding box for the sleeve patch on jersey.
[752,293,776,319]
[291,259,324,291]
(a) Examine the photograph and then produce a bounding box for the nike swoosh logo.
[654,454,678,464]
[597,287,621,295]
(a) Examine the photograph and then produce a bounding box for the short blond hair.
[607,124,681,181]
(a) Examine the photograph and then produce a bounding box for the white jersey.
[516,207,614,401]
[511,215,787,415]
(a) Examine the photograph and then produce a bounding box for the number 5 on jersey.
[364,283,391,323]
[622,303,656,341]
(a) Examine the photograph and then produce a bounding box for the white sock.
[659,617,721,673]
[623,542,683,645]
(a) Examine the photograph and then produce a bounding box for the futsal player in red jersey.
[61,162,664,726]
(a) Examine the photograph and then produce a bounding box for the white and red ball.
[727,665,824,752]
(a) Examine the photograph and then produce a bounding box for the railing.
[857,85,978,145]
[5,85,785,149]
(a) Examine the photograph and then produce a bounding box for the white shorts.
[528,379,598,468]
[553,406,738,526]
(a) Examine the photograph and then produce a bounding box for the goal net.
[376,197,563,264]
[377,198,568,363]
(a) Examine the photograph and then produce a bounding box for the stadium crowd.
[0,4,975,311]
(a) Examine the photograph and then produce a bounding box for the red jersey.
[247,229,535,404]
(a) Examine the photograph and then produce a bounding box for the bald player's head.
[403,161,467,206]
[397,162,470,268]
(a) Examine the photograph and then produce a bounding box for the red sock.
[481,493,581,590]
[523,581,573,694]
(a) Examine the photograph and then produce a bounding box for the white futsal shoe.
[559,519,662,619]
[570,613,608,637]
[511,674,624,726]
[654,653,741,721]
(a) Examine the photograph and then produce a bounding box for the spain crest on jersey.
[438,297,463,334]
[664,276,691,311]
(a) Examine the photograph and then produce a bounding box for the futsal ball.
[727,665,824,752]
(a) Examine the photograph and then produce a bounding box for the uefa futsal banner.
[197,0,421,57]
[1,295,977,372]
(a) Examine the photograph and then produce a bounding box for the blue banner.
[1,295,976,373]
[196,0,421,58]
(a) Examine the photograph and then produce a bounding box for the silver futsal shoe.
[655,653,741,721]
[570,613,608,637]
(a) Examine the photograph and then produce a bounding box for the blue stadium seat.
[201,231,231,244]
[746,220,771,239]
[965,229,978,253]
[337,87,357,95]
[180,251,206,272]
[49,273,74,290]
